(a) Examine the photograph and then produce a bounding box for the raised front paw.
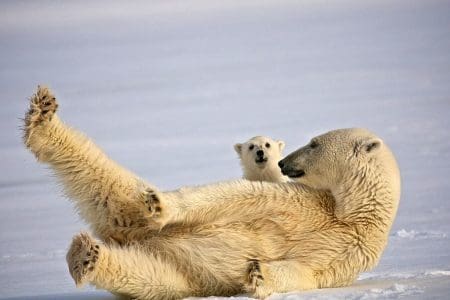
[141,187,163,218]
[25,85,58,129]
[66,232,101,287]
[248,260,264,290]
[138,187,171,228]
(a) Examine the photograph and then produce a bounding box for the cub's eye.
[265,143,271,148]
[249,144,254,150]
[310,141,318,149]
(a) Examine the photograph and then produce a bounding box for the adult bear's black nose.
[278,160,284,169]
[256,150,264,157]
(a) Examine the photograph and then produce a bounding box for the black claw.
[83,261,89,265]
[95,245,100,249]
[155,207,161,213]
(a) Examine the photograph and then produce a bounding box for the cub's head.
[234,136,285,172]
[278,128,399,191]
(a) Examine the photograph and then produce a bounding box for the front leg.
[245,260,317,299]
[150,181,274,226]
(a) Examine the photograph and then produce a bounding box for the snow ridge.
[391,229,447,240]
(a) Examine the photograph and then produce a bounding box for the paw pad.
[66,233,101,286]
[248,260,264,289]
[24,85,59,133]
[143,188,162,216]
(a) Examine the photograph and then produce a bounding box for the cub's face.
[278,128,383,190]
[234,136,285,170]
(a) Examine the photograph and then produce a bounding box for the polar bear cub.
[234,136,288,182]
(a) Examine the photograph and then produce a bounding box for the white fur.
[234,136,288,182]
[23,86,401,299]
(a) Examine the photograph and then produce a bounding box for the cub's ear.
[234,143,243,155]
[277,140,285,152]
[357,137,383,155]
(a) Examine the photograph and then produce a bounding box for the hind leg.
[23,86,167,242]
[66,232,192,299]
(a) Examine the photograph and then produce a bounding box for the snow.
[1,0,450,299]
[393,229,447,240]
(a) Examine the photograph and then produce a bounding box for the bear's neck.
[332,164,399,236]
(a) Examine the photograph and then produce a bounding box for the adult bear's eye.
[249,144,254,150]
[265,143,271,148]
[310,141,319,149]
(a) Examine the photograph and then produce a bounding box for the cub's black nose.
[256,150,264,157]
[278,160,284,169]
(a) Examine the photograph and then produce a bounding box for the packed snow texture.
[1,0,449,299]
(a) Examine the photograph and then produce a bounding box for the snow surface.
[1,0,450,299]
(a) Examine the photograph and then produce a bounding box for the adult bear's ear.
[278,140,285,152]
[234,143,243,156]
[357,137,383,156]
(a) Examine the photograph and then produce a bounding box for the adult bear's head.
[278,128,400,194]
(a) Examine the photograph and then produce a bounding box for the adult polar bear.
[23,86,401,299]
